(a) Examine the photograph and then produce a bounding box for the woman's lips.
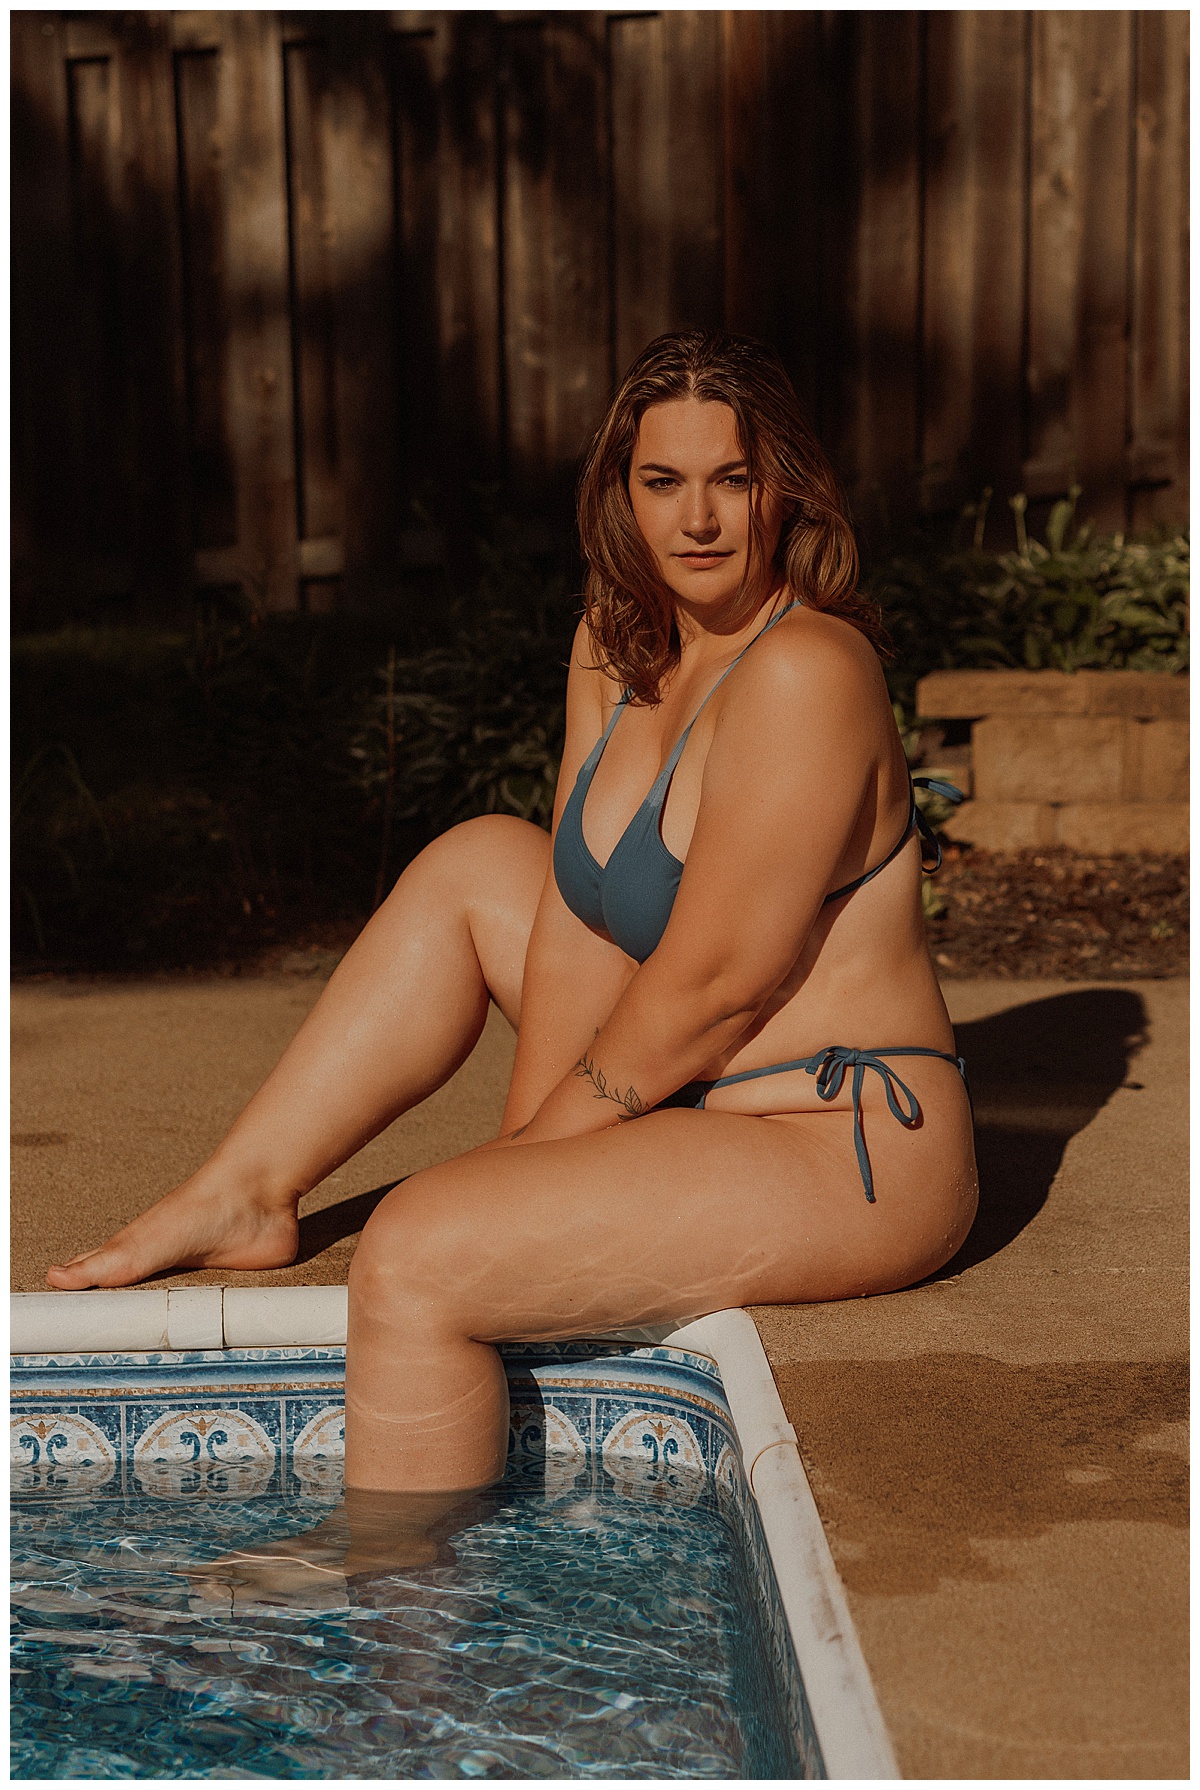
[674,551,733,567]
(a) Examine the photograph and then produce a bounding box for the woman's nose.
[680,486,719,541]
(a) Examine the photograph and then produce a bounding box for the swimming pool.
[11,1309,896,1779]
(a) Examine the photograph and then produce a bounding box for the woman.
[48,331,976,1543]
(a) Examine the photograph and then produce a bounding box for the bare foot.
[184,1503,445,1613]
[45,1172,300,1290]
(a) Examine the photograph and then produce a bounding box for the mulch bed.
[924,848,1189,980]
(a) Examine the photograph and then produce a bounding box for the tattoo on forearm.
[574,1051,646,1119]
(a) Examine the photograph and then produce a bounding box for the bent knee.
[418,813,548,886]
[349,1176,485,1325]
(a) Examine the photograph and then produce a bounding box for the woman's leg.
[344,1095,978,1491]
[46,816,549,1290]
[188,1082,975,1605]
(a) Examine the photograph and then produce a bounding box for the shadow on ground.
[939,988,1148,1277]
[295,1181,402,1263]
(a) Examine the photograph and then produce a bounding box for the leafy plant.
[873,489,1189,711]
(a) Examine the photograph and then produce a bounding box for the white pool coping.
[10,1288,898,1780]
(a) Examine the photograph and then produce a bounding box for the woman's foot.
[183,1494,467,1612]
[44,1173,300,1290]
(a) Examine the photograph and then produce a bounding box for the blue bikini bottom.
[654,1044,969,1204]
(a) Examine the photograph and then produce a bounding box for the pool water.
[12,1467,803,1779]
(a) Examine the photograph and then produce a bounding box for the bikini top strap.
[660,600,800,780]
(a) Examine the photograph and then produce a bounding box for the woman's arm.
[498,617,637,1135]
[505,618,900,1145]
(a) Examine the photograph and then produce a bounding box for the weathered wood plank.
[845,12,924,531]
[543,12,610,474]
[12,13,80,618]
[65,47,135,571]
[610,9,722,381]
[757,10,825,419]
[922,11,1026,516]
[661,9,723,342]
[319,19,401,609]
[435,13,501,474]
[392,25,440,500]
[499,18,550,478]
[1128,9,1189,527]
[284,38,341,548]
[722,10,765,336]
[210,11,298,610]
[175,46,238,550]
[1027,12,1132,526]
[1075,14,1133,530]
[113,11,192,607]
[609,12,669,381]
[501,14,609,491]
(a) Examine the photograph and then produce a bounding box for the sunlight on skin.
[628,395,786,632]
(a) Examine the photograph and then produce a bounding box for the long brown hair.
[577,329,885,704]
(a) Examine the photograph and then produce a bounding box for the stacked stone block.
[915,670,1188,853]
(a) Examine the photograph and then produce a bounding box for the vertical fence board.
[848,11,924,530]
[391,25,440,498]
[542,14,610,475]
[1026,11,1084,499]
[1129,10,1190,527]
[436,13,501,475]
[965,11,1028,517]
[1075,13,1133,529]
[923,11,1026,516]
[175,46,237,551]
[758,11,825,421]
[722,10,765,336]
[320,20,401,608]
[284,38,341,549]
[113,11,191,606]
[501,19,552,480]
[12,13,77,619]
[610,13,669,382]
[66,49,133,572]
[212,10,298,610]
[662,10,723,342]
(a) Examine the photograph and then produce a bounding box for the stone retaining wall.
[915,670,1189,853]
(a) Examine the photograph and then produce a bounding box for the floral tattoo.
[574,1050,646,1119]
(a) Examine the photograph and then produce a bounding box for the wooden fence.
[12,10,1189,623]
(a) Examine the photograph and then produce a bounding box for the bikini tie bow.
[803,1045,951,1204]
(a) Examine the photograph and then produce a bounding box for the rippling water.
[12,1471,801,1778]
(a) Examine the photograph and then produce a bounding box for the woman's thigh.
[415,813,549,1028]
[353,1104,977,1333]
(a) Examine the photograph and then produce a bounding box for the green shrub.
[873,489,1189,711]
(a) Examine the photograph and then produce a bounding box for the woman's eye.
[646,477,676,491]
[722,475,749,490]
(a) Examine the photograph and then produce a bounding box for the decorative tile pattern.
[12,1339,823,1774]
[11,1411,117,1495]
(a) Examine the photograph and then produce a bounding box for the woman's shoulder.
[739,598,883,707]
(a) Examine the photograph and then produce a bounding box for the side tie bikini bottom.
[654,1044,970,1204]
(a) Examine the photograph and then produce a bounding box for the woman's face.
[627,397,784,614]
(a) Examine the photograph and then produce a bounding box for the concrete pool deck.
[11,971,1188,1779]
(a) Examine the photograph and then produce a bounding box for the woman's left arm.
[506,626,888,1145]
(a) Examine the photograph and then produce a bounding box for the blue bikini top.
[553,604,961,963]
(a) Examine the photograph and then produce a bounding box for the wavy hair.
[576,329,886,703]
